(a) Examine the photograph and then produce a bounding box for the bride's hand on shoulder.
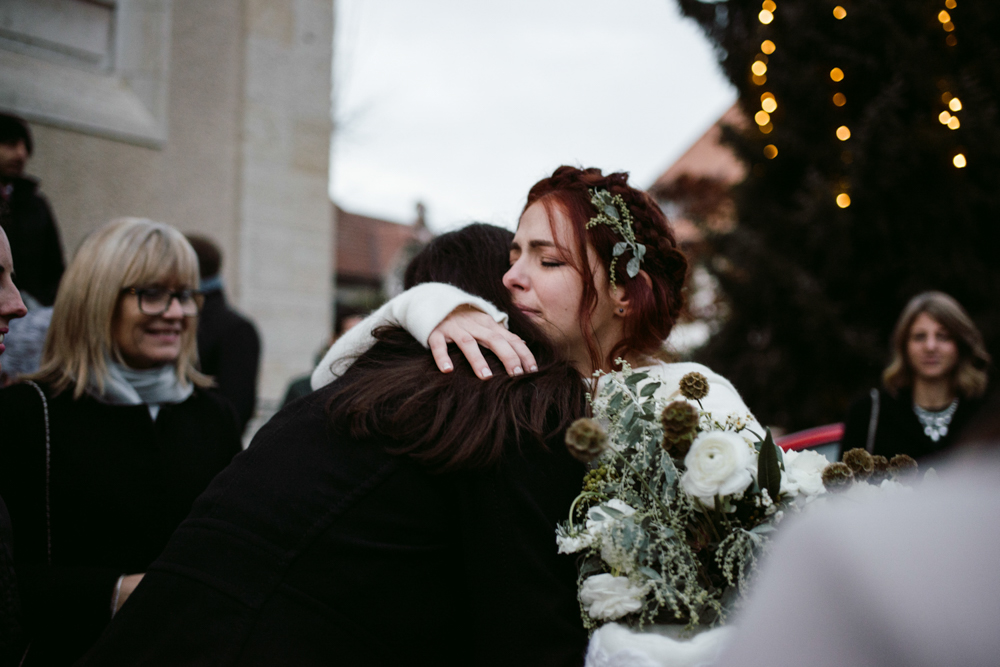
[428,306,537,380]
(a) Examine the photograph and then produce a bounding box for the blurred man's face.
[0,140,28,181]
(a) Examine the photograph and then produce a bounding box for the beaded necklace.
[912,398,959,442]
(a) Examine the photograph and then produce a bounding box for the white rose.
[780,449,829,498]
[680,431,754,508]
[579,574,648,620]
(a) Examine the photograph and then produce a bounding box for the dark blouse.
[841,388,983,462]
[78,379,589,666]
[0,382,241,665]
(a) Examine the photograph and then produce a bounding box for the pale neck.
[912,378,956,410]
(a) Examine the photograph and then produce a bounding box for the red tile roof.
[651,104,747,190]
[335,207,426,282]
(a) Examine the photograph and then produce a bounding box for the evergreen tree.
[675,0,1000,429]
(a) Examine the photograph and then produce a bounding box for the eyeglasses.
[122,287,204,317]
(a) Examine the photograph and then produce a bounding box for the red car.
[776,423,844,463]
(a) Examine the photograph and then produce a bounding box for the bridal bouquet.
[555,363,907,633]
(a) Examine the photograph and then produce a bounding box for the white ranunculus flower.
[680,431,754,508]
[579,574,648,620]
[780,449,829,498]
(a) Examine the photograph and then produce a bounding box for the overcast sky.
[331,0,735,232]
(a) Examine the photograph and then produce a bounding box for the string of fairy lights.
[749,1,966,210]
[937,0,965,169]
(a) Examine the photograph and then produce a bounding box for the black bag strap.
[865,388,880,455]
[23,381,52,566]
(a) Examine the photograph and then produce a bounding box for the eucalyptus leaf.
[605,205,619,219]
[750,523,776,535]
[613,242,627,256]
[619,403,636,430]
[661,459,676,487]
[626,256,641,277]
[639,566,662,581]
[580,559,604,577]
[601,506,624,519]
[608,392,624,412]
[639,382,661,397]
[625,372,649,388]
[757,428,782,500]
[635,243,646,259]
[627,420,645,445]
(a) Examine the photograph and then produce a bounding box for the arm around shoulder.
[311,283,508,389]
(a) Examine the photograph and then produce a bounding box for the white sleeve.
[310,282,509,390]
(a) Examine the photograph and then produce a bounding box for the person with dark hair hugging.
[79,223,592,666]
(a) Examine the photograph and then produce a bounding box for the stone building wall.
[0,0,335,415]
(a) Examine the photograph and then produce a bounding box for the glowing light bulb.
[762,98,777,113]
[760,123,773,135]
[759,10,774,24]
[833,92,846,107]
[945,0,957,8]
[946,34,957,46]
[833,6,847,19]
[761,40,776,54]
[938,10,951,23]
[755,110,771,126]
[836,126,851,141]
[762,0,777,11]
[948,116,960,129]
[836,193,851,208]
[752,61,768,76]
[763,144,778,159]
[953,153,967,168]
[830,67,845,82]
[939,111,952,124]
[943,21,955,32]
[949,97,962,111]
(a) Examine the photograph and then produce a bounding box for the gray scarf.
[87,360,193,420]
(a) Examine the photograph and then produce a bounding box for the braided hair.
[524,166,688,373]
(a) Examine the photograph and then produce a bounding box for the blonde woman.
[841,291,991,461]
[0,218,241,665]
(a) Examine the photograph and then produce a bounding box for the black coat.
[196,290,261,432]
[0,176,64,306]
[0,383,241,665]
[841,388,983,462]
[0,495,25,667]
[79,381,589,666]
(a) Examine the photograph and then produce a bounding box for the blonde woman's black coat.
[0,382,241,665]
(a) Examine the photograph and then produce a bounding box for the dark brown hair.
[0,113,32,154]
[524,166,689,373]
[185,234,222,279]
[883,291,990,398]
[326,223,587,473]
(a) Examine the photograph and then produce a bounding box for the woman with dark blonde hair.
[841,291,990,461]
[0,218,241,665]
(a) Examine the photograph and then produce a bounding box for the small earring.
[618,308,624,314]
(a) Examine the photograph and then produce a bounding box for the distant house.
[334,204,432,325]
[649,103,748,356]
[649,103,747,252]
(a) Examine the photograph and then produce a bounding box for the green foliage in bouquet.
[556,366,816,631]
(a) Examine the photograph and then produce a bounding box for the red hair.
[524,166,688,372]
